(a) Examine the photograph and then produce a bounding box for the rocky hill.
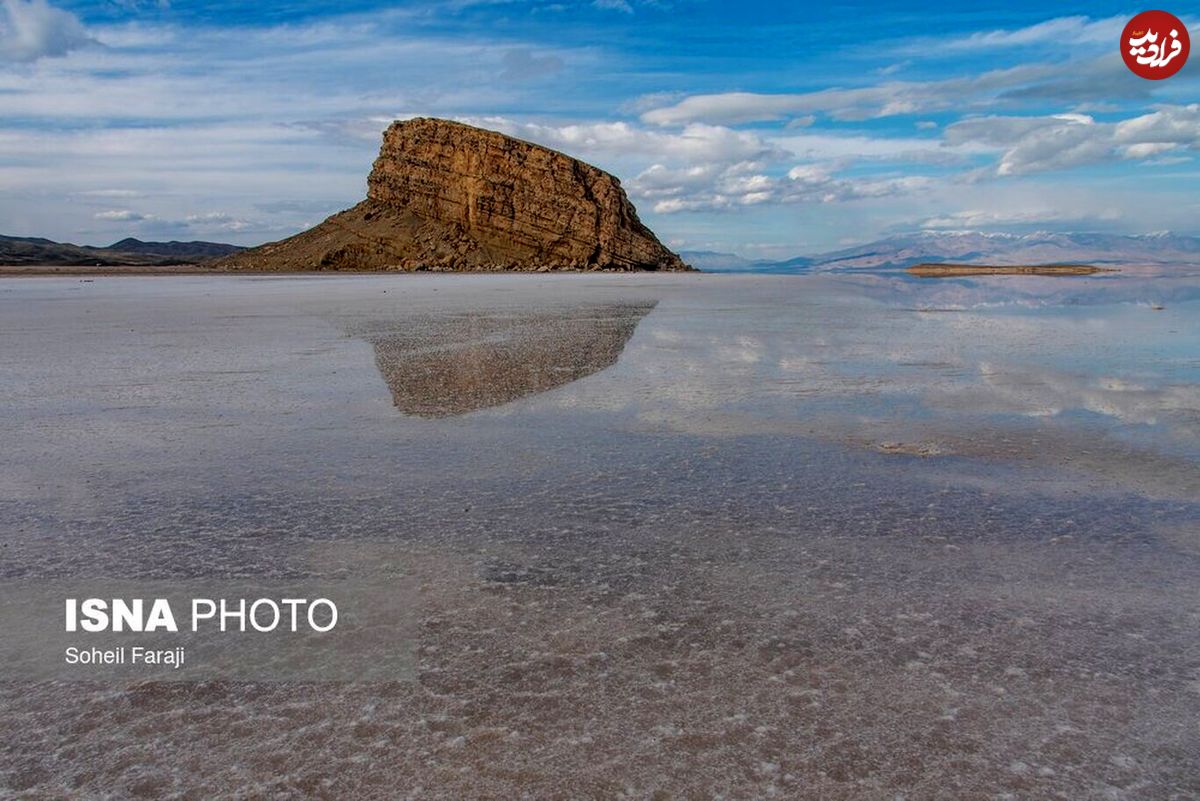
[0,235,242,266]
[106,238,243,260]
[219,118,689,272]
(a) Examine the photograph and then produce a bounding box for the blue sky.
[0,0,1197,256]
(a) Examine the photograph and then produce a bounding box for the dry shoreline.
[0,264,689,277]
[0,263,1124,278]
[0,264,223,277]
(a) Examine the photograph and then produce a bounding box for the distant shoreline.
[0,262,1133,278]
[908,263,1116,277]
[0,264,222,277]
[0,264,698,277]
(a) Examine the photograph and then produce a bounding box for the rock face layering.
[220,118,690,272]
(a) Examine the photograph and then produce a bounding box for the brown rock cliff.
[219,118,690,272]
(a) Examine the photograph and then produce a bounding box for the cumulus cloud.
[956,114,1111,175]
[1121,142,1179,160]
[448,116,935,214]
[90,207,262,233]
[0,0,92,62]
[1114,105,1200,146]
[440,117,940,215]
[458,117,787,164]
[183,212,256,231]
[945,105,1200,176]
[783,166,931,203]
[631,160,931,213]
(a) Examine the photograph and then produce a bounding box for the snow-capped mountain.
[808,231,1200,271]
[687,231,1200,273]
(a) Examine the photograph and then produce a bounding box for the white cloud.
[639,66,1052,125]
[639,58,1156,126]
[457,116,786,164]
[0,0,92,62]
[929,15,1125,50]
[592,0,632,12]
[945,105,1200,176]
[0,123,366,244]
[1114,104,1200,145]
[184,212,256,231]
[1121,142,1180,159]
[631,160,932,213]
[89,208,258,232]
[0,11,596,242]
[94,209,146,221]
[642,92,820,126]
[920,208,1120,230]
[0,13,555,122]
[2,5,1197,250]
[433,117,945,216]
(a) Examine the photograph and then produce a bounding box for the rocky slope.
[220,118,689,272]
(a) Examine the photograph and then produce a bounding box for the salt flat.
[1,272,1198,798]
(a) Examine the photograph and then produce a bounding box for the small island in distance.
[907,263,1116,277]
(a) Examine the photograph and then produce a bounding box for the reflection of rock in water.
[358,302,655,416]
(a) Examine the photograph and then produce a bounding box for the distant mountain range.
[6,230,1198,272]
[683,231,1200,273]
[0,235,244,266]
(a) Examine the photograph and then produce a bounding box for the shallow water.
[1,272,1198,799]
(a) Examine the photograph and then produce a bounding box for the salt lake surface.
[1,272,1198,799]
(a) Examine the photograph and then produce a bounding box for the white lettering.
[191,599,216,631]
[309,598,338,632]
[249,599,280,632]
